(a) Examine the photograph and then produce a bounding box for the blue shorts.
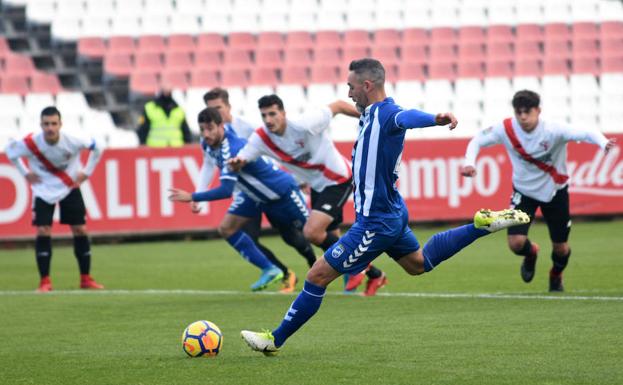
[324,206,421,275]
[261,188,309,230]
[227,191,261,218]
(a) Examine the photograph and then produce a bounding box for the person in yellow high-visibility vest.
[137,88,192,147]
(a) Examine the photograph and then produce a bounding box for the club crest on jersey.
[331,244,345,259]
[539,140,550,151]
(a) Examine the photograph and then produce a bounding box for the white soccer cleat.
[474,209,530,233]
[240,330,279,356]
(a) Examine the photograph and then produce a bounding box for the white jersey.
[5,132,103,204]
[464,117,609,202]
[237,106,352,192]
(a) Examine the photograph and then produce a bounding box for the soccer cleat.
[80,275,104,290]
[549,270,564,292]
[520,242,540,283]
[240,330,279,356]
[279,270,297,293]
[345,271,366,291]
[250,266,284,291]
[37,276,52,292]
[474,209,530,233]
[363,273,388,296]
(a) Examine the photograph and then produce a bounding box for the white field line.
[0,289,622,302]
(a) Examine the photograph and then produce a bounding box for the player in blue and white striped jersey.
[168,107,312,292]
[240,58,530,355]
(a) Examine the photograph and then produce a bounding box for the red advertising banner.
[1,135,622,239]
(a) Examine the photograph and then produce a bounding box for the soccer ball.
[182,320,223,357]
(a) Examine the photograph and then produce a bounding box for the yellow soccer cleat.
[474,209,530,233]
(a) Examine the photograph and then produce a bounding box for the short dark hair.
[258,94,284,110]
[197,107,223,125]
[41,106,61,119]
[512,90,540,110]
[203,87,230,105]
[348,58,385,86]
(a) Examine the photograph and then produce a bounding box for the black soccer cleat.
[549,270,564,292]
[520,242,539,283]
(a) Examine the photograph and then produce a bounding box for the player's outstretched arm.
[461,136,481,177]
[168,188,193,202]
[227,156,248,172]
[435,112,458,129]
[328,100,360,118]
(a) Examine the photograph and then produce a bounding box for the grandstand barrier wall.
[1,135,622,240]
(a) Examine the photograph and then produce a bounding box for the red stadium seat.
[285,31,314,49]
[137,35,166,53]
[190,69,220,87]
[344,30,371,48]
[167,34,196,53]
[516,24,543,42]
[544,23,571,42]
[104,54,133,77]
[4,54,36,76]
[600,21,623,39]
[487,25,513,43]
[457,61,484,79]
[601,56,623,73]
[373,29,401,48]
[313,47,341,65]
[77,37,107,58]
[430,27,457,45]
[0,74,30,95]
[108,37,136,55]
[315,31,343,49]
[161,70,189,89]
[485,60,513,78]
[164,52,193,71]
[221,68,249,87]
[572,39,599,60]
[429,44,457,64]
[223,49,253,69]
[258,32,285,49]
[194,51,223,69]
[544,40,571,59]
[486,42,514,62]
[397,63,426,81]
[310,65,340,84]
[281,65,309,85]
[371,46,400,66]
[458,27,485,44]
[134,52,163,72]
[514,59,541,77]
[402,28,428,46]
[401,44,428,65]
[284,48,312,65]
[228,32,256,50]
[130,72,159,95]
[458,43,485,62]
[197,33,226,52]
[601,39,623,59]
[0,37,9,56]
[543,57,570,76]
[572,57,599,75]
[255,49,283,70]
[342,46,369,66]
[572,22,599,40]
[384,63,399,83]
[30,73,63,94]
[514,41,542,60]
[428,62,456,80]
[250,67,279,86]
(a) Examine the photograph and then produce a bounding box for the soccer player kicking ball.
[240,58,530,355]
[168,107,313,292]
[461,90,616,291]
[5,106,104,292]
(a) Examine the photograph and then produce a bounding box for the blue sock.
[422,224,489,272]
[272,280,326,347]
[226,231,273,270]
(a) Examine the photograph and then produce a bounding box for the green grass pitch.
[1,220,622,385]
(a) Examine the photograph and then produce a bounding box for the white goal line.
[0,289,622,302]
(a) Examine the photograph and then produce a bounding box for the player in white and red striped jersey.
[229,94,387,295]
[4,106,105,292]
[461,90,616,291]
